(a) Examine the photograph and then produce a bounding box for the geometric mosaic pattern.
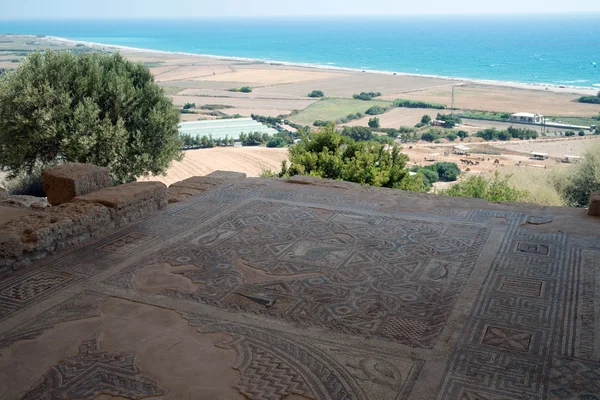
[0,271,71,301]
[186,313,424,400]
[0,179,597,400]
[98,232,158,254]
[113,200,490,348]
[20,334,166,400]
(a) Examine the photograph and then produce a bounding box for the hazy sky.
[2,0,600,19]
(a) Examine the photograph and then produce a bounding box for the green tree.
[551,143,600,207]
[266,137,287,148]
[341,126,373,142]
[457,130,469,139]
[578,91,600,104]
[365,106,386,115]
[277,125,419,189]
[307,90,324,98]
[368,117,380,128]
[0,51,182,183]
[420,114,432,125]
[239,86,252,93]
[421,130,440,142]
[446,132,458,142]
[441,171,528,202]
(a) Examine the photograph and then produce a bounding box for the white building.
[510,113,544,124]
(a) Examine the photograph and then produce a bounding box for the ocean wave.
[593,84,600,87]
[553,80,589,84]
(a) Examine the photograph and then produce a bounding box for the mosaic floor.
[0,178,599,400]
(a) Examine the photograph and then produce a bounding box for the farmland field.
[289,98,392,125]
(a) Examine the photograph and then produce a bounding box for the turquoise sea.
[2,15,600,88]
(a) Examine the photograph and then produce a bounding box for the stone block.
[73,181,167,225]
[589,192,600,217]
[167,172,246,203]
[43,163,112,206]
[205,170,247,181]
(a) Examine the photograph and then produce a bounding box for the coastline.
[36,34,598,96]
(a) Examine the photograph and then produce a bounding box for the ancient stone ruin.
[0,163,598,400]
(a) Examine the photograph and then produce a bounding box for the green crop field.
[547,116,599,127]
[288,97,391,125]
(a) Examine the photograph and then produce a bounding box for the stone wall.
[0,166,247,276]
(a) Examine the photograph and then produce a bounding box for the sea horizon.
[2,15,600,89]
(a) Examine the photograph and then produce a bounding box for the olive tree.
[0,51,182,184]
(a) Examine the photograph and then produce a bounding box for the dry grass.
[197,68,345,85]
[381,84,599,117]
[154,65,234,82]
[254,74,456,98]
[493,136,600,158]
[492,166,566,206]
[139,147,288,186]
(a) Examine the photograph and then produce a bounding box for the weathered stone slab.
[589,192,600,216]
[205,170,247,181]
[73,181,167,225]
[168,171,246,203]
[43,163,112,206]
[0,202,111,273]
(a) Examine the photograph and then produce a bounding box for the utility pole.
[451,86,455,115]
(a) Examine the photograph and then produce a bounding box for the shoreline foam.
[26,34,598,96]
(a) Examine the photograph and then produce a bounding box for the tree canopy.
[0,51,182,183]
[276,124,421,190]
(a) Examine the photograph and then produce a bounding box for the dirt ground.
[491,135,600,158]
[139,147,288,186]
[380,83,600,117]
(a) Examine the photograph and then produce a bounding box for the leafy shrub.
[353,92,382,101]
[307,90,325,98]
[0,51,181,184]
[551,143,600,207]
[446,132,458,141]
[266,137,287,148]
[578,92,600,104]
[475,127,537,141]
[341,126,373,141]
[365,106,387,115]
[578,130,586,136]
[565,131,576,137]
[432,162,461,181]
[436,113,462,128]
[441,171,528,202]
[421,115,432,125]
[421,130,441,142]
[368,117,380,128]
[239,86,252,93]
[200,104,234,110]
[457,130,469,139]
[183,103,196,110]
[393,99,446,109]
[313,120,333,127]
[239,132,271,146]
[275,125,419,189]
